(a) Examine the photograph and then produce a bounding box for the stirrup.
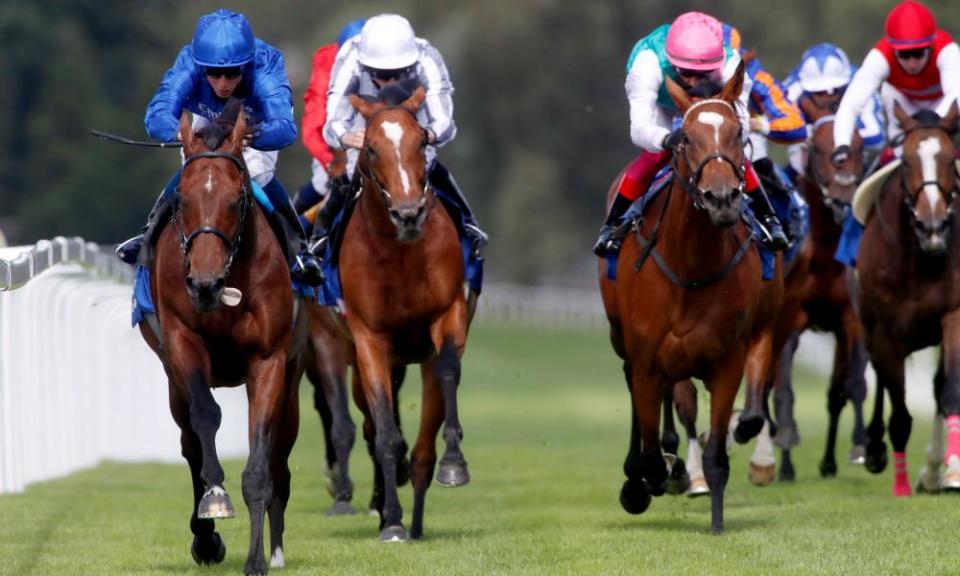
[308,235,329,257]
[293,254,324,287]
[593,226,622,257]
[464,223,488,257]
[115,235,144,265]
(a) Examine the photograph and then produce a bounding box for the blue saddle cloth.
[605,166,777,283]
[834,213,863,268]
[316,190,484,309]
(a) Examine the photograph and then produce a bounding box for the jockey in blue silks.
[116,9,323,286]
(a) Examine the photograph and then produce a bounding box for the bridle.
[358,105,431,206]
[672,99,746,209]
[807,115,861,219]
[173,150,251,278]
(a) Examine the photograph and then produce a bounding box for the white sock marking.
[917,136,942,214]
[381,121,411,197]
[271,547,285,568]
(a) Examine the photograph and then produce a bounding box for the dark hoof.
[619,480,651,515]
[865,443,888,474]
[711,523,724,535]
[191,532,226,565]
[198,487,235,519]
[245,555,267,576]
[380,524,409,542]
[849,445,866,465]
[436,461,470,487]
[733,414,765,444]
[326,499,357,516]
[779,462,796,482]
[819,458,838,478]
[664,455,691,495]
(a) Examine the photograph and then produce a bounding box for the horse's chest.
[654,299,754,377]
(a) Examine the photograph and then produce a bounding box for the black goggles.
[366,66,412,82]
[895,47,930,61]
[205,66,244,79]
[674,67,711,80]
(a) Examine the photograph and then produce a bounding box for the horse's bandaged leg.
[945,415,960,467]
[893,451,912,496]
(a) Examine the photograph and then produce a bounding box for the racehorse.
[140,104,308,574]
[752,97,870,482]
[857,102,960,496]
[338,85,471,541]
[599,63,784,533]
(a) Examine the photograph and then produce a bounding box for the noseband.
[673,99,746,209]
[174,150,251,277]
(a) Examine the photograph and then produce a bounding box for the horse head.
[800,97,864,224]
[665,61,747,228]
[350,83,431,243]
[894,101,959,255]
[175,99,251,311]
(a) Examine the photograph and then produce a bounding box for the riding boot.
[115,171,180,265]
[293,181,325,214]
[428,162,489,258]
[592,194,633,257]
[308,173,351,257]
[749,186,789,252]
[262,178,324,287]
[753,158,800,241]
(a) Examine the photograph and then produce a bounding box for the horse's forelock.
[194,97,244,151]
[376,78,423,107]
[688,80,724,100]
[912,109,943,129]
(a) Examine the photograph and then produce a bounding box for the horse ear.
[741,49,757,64]
[940,101,959,135]
[230,109,247,154]
[665,75,692,114]
[350,94,380,119]
[719,60,745,105]
[799,95,819,121]
[893,101,914,131]
[179,110,194,155]
[402,86,427,113]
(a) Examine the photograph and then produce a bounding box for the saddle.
[851,158,902,224]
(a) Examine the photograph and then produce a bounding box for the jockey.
[832,0,960,167]
[295,18,366,231]
[783,43,885,177]
[309,13,488,258]
[115,9,323,286]
[594,11,789,258]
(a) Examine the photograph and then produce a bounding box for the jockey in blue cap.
[116,9,323,286]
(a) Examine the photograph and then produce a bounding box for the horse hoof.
[864,446,888,474]
[191,532,226,565]
[245,555,267,576]
[436,462,470,487]
[686,476,710,498]
[270,547,285,569]
[849,445,866,465]
[198,486,235,519]
[380,524,409,543]
[819,458,838,478]
[733,414,764,444]
[748,462,776,487]
[619,480,652,514]
[941,464,960,492]
[664,455,691,495]
[915,467,942,495]
[326,500,357,516]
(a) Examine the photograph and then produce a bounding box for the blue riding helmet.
[192,9,256,68]
[337,18,367,47]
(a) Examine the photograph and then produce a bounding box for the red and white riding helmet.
[885,0,936,50]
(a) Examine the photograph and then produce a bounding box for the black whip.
[89,129,182,148]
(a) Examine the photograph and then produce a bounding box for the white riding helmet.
[797,43,852,94]
[358,14,420,70]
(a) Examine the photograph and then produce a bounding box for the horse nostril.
[703,190,716,203]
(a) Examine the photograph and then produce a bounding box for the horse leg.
[773,331,801,481]
[430,300,470,488]
[267,360,301,569]
[410,359,446,540]
[674,379,708,497]
[819,340,848,478]
[748,420,776,487]
[242,353,290,575]
[940,314,960,491]
[620,361,651,514]
[864,366,888,474]
[872,345,911,496]
[704,352,746,534]
[391,364,411,487]
[632,364,667,499]
[735,331,774,444]
[354,332,408,541]
[661,383,690,495]
[846,338,869,465]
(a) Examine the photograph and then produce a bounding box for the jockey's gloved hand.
[831,145,850,167]
[662,129,684,152]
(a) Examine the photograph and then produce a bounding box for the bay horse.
[858,101,960,496]
[140,105,308,575]
[599,63,784,533]
[338,85,470,541]
[755,98,871,482]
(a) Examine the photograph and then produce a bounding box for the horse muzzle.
[186,274,227,312]
[702,188,742,228]
[913,217,952,256]
[389,203,428,243]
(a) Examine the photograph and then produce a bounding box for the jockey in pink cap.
[594,11,788,257]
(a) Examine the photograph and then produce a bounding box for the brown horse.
[338,85,470,541]
[858,101,960,496]
[599,63,784,533]
[763,98,870,481]
[141,106,308,574]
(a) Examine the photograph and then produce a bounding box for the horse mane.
[194,97,245,151]
[370,78,423,106]
[911,108,942,129]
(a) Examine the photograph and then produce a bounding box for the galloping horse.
[141,105,307,574]
[599,63,783,533]
[339,85,471,541]
[764,98,870,481]
[858,102,960,495]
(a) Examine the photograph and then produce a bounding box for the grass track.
[0,324,956,575]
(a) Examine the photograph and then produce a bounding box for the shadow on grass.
[606,514,766,533]
[327,524,486,542]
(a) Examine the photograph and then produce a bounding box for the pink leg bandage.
[893,451,911,497]
[944,415,960,465]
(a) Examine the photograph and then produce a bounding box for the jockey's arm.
[144,47,197,143]
[747,62,806,144]
[858,94,886,149]
[420,43,457,148]
[324,42,362,150]
[935,42,960,117]
[250,49,297,151]
[834,49,887,149]
[302,44,338,165]
[626,50,671,151]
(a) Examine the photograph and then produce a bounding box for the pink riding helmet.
[666,12,724,72]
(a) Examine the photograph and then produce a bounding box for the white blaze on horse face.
[381,121,412,197]
[917,136,942,213]
[205,169,214,194]
[697,111,725,149]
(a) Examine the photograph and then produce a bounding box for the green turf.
[0,324,956,575]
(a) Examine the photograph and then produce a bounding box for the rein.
[806,117,860,217]
[174,150,251,278]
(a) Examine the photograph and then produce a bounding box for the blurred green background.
[2,0,958,284]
